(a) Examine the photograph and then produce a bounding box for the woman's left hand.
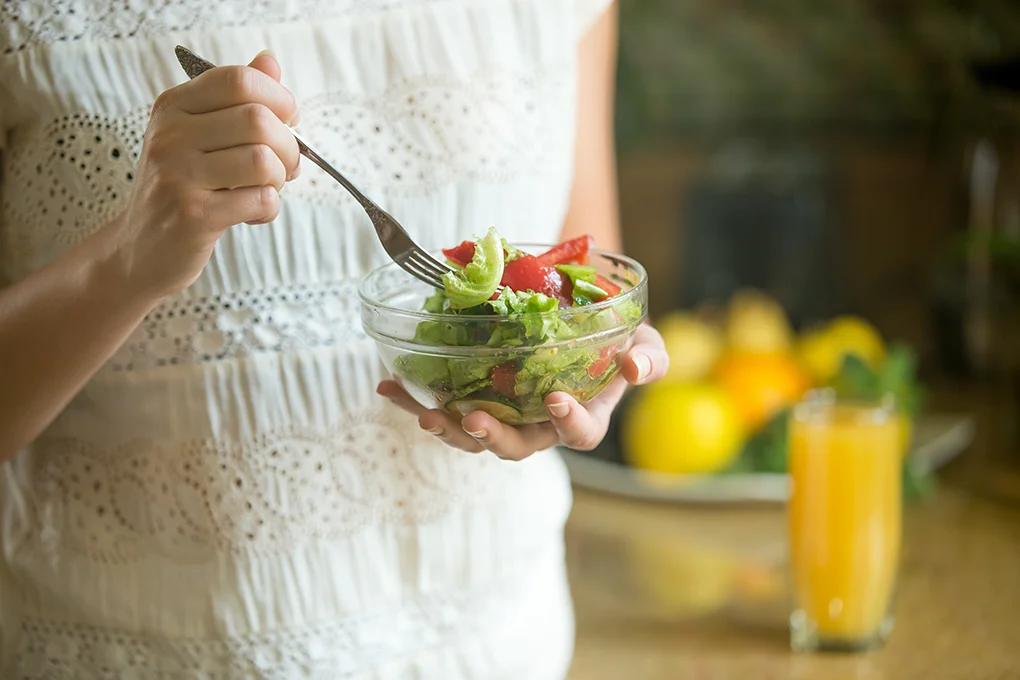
[377,323,669,460]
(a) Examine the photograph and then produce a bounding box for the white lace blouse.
[0,1,609,677]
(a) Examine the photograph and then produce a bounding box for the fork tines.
[400,249,453,289]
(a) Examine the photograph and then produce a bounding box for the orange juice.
[788,397,902,651]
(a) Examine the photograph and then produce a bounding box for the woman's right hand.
[108,51,301,302]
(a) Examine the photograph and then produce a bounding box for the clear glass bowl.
[359,244,648,424]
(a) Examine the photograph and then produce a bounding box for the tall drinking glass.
[788,389,902,652]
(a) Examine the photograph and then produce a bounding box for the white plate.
[559,413,975,504]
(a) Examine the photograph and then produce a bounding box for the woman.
[0,0,667,677]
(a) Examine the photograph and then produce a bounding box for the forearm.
[560,0,621,252]
[0,216,158,460]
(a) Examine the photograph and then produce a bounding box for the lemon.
[622,382,744,475]
[655,311,723,382]
[827,316,886,364]
[797,316,886,384]
[725,289,794,355]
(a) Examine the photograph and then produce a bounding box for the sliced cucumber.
[446,399,526,424]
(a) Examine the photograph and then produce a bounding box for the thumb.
[248,49,281,82]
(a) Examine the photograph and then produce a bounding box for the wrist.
[82,215,165,319]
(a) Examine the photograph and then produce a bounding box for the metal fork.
[173,45,452,290]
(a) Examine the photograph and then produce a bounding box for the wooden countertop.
[564,485,1020,679]
[563,382,1020,679]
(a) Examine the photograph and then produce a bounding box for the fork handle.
[173,45,379,213]
[287,130,376,211]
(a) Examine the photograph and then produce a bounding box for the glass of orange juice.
[787,389,903,653]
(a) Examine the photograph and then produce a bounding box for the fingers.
[539,327,670,453]
[544,376,628,451]
[203,184,281,227]
[198,144,287,192]
[170,64,299,125]
[245,52,303,126]
[418,409,486,453]
[458,411,560,461]
[377,381,484,453]
[377,380,426,415]
[377,373,632,461]
[143,51,301,233]
[186,104,300,179]
[248,51,282,82]
[377,380,556,457]
[620,324,670,386]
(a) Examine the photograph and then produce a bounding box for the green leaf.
[449,357,499,391]
[442,226,505,309]
[486,288,575,344]
[422,289,449,314]
[725,409,789,474]
[833,353,876,395]
[394,354,451,389]
[501,238,526,262]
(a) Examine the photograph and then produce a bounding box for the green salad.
[393,227,644,423]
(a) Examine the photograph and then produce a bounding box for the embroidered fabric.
[0,0,608,55]
[286,71,568,203]
[28,410,518,565]
[1,68,568,278]
[0,0,409,55]
[106,280,366,371]
[0,108,145,275]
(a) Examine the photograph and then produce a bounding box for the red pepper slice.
[593,274,622,298]
[490,362,517,398]
[441,240,475,267]
[587,346,619,378]
[537,234,594,266]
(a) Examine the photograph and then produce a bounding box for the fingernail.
[465,428,488,439]
[633,352,651,382]
[256,48,276,58]
[426,427,444,436]
[547,401,570,419]
[289,110,301,126]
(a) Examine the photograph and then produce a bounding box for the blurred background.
[599,0,1020,481]
[616,0,1019,349]
[563,2,1020,675]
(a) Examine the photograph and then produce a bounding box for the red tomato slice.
[441,241,475,266]
[593,274,621,298]
[587,346,618,378]
[501,255,573,307]
[537,234,594,266]
[490,362,517,397]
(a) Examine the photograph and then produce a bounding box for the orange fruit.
[712,352,812,432]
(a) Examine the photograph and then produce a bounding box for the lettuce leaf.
[442,227,505,309]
